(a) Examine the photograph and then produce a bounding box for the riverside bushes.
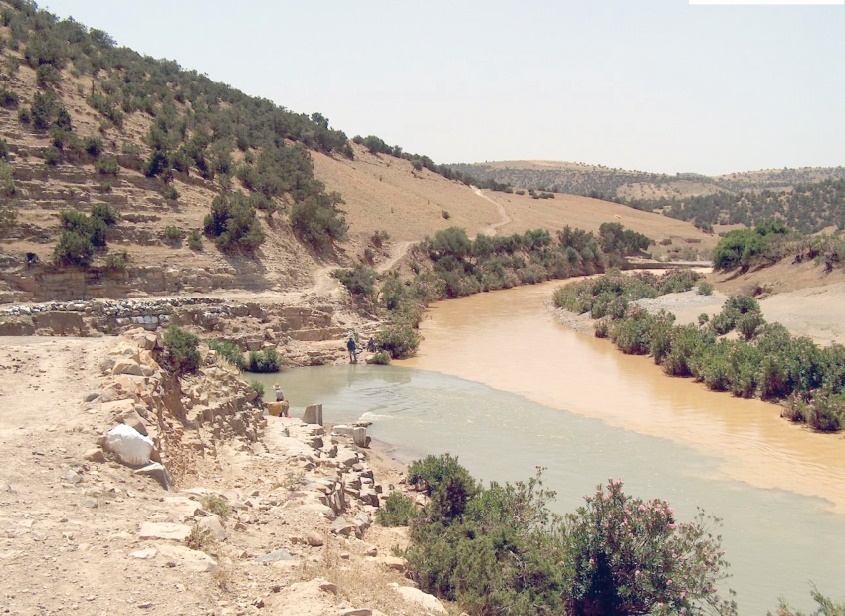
[398,454,736,616]
[334,224,627,360]
[246,347,281,373]
[559,272,845,431]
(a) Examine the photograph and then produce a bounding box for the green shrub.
[91,203,119,226]
[661,324,714,377]
[697,340,734,391]
[250,380,265,399]
[367,351,391,365]
[208,339,245,370]
[408,453,479,521]
[594,319,610,338]
[203,193,265,254]
[376,321,421,359]
[53,230,93,267]
[609,307,652,355]
[83,136,103,157]
[289,191,347,251]
[43,145,61,166]
[0,160,16,197]
[737,311,765,340]
[103,249,128,272]
[805,392,844,432]
[164,225,184,245]
[187,229,202,251]
[200,495,230,519]
[161,184,179,201]
[697,281,714,296]
[163,325,200,375]
[773,587,845,615]
[375,492,417,526]
[94,155,119,175]
[333,264,376,297]
[246,347,281,373]
[0,86,19,109]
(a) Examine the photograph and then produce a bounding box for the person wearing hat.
[273,383,289,417]
[346,334,357,364]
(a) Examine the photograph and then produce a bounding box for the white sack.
[104,423,154,466]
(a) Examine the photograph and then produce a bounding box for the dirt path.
[375,241,416,274]
[473,187,512,237]
[0,336,113,433]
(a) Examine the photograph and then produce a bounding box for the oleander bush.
[403,455,737,616]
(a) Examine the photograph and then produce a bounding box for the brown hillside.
[0,45,716,303]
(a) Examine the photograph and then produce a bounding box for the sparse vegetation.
[162,325,200,375]
[367,351,391,365]
[250,380,265,399]
[200,495,231,519]
[208,339,246,369]
[184,523,215,552]
[246,347,281,373]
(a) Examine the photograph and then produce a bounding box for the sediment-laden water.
[256,280,845,613]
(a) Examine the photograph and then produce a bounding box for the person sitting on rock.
[367,337,377,352]
[273,383,289,417]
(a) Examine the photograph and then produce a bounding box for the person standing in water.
[346,335,357,364]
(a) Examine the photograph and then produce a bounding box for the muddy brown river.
[399,280,845,515]
[263,279,845,613]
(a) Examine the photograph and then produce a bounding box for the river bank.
[0,332,449,616]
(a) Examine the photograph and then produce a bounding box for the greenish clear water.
[253,365,845,614]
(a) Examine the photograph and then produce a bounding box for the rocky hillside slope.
[0,1,721,308]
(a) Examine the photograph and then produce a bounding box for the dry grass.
[300,534,431,616]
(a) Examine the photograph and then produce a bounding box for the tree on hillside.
[289,191,347,251]
[203,193,265,254]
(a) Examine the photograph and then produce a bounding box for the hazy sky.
[41,1,845,175]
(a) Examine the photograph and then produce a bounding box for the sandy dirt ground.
[0,333,436,616]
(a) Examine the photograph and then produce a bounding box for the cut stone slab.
[134,463,172,490]
[138,522,192,542]
[255,548,295,562]
[389,582,447,614]
[156,543,217,572]
[198,515,227,541]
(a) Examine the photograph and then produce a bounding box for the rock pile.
[92,327,267,484]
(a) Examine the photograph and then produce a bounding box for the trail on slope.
[375,241,415,274]
[474,187,512,237]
